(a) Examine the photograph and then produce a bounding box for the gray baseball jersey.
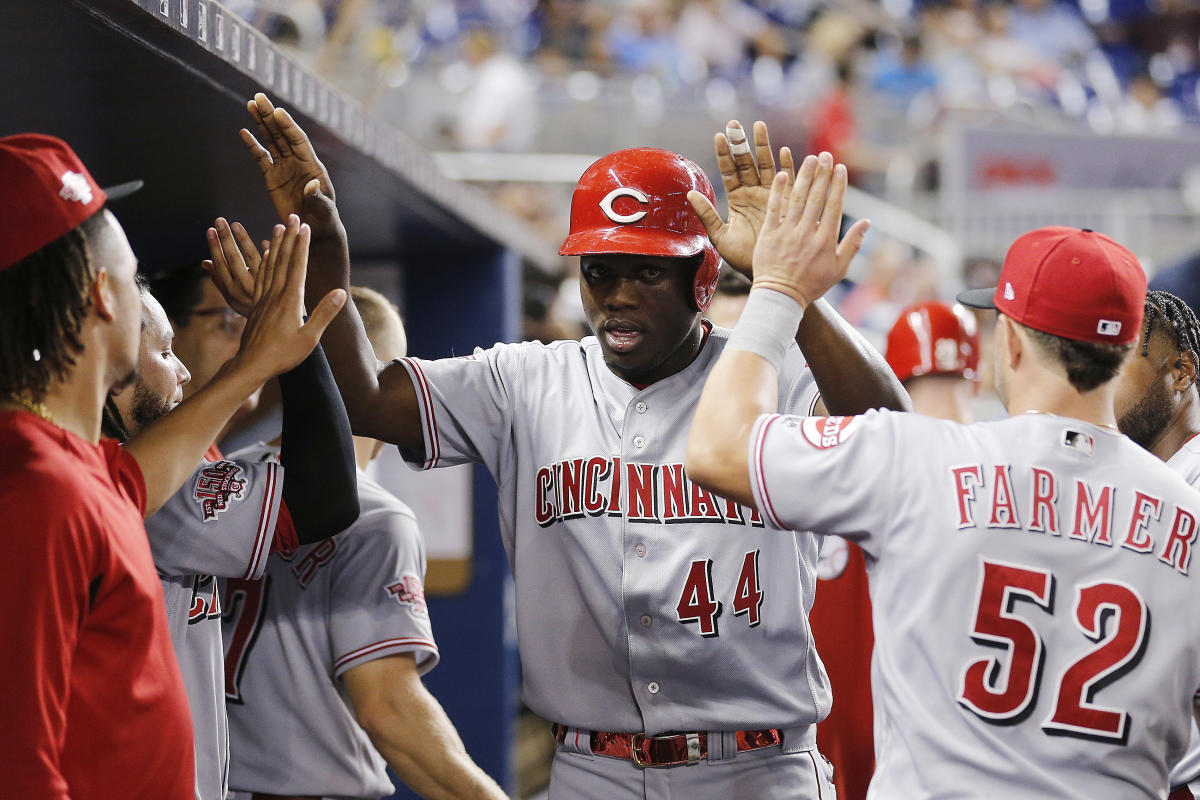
[750,410,1200,799]
[397,325,826,735]
[222,442,438,799]
[146,453,283,800]
[1167,433,1200,791]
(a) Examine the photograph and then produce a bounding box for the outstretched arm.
[126,218,345,516]
[234,93,423,448]
[687,157,859,507]
[205,219,358,543]
[688,122,909,415]
[343,655,508,800]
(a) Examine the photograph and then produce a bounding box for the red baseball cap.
[957,226,1146,345]
[0,133,141,271]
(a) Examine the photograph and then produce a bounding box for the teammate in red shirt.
[0,135,195,799]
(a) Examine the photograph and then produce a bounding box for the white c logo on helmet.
[599,187,649,224]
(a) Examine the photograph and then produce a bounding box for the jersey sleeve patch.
[385,574,428,617]
[193,460,247,522]
[798,416,860,450]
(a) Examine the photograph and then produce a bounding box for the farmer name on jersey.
[951,463,1199,574]
[536,457,764,527]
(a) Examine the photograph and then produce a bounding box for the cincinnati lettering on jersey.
[194,460,246,522]
[951,463,1199,574]
[535,457,765,527]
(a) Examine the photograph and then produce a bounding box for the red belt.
[552,722,783,767]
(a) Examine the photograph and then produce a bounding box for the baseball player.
[218,286,505,800]
[805,299,984,799]
[687,161,1200,798]
[1112,289,1200,799]
[885,300,981,424]
[101,217,359,800]
[223,93,908,798]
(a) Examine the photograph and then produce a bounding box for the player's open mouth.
[603,321,644,353]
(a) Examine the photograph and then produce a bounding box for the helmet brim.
[559,226,709,260]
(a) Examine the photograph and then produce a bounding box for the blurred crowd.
[235,0,1200,147]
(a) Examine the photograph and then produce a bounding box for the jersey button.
[640,615,652,628]
[635,401,648,414]
[633,435,646,449]
[647,681,660,694]
[634,544,646,557]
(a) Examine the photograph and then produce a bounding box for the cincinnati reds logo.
[799,416,859,450]
[59,170,94,205]
[193,460,246,521]
[386,575,428,617]
[599,187,649,224]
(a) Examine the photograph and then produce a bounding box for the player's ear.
[1174,349,1197,393]
[92,268,116,322]
[999,315,1022,372]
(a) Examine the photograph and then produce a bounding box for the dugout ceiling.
[0,0,560,274]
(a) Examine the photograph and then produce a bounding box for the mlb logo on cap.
[957,226,1146,345]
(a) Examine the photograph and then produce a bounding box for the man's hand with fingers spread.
[202,217,262,317]
[241,93,341,237]
[231,215,346,384]
[751,152,870,310]
[687,119,796,277]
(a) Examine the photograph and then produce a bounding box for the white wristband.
[726,288,804,368]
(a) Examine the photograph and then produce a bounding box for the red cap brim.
[559,226,708,259]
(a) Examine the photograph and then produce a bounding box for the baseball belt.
[551,722,784,768]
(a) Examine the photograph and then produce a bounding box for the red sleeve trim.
[753,415,785,530]
[400,358,440,470]
[243,462,280,579]
[333,637,439,674]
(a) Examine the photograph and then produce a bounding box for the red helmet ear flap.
[693,249,721,312]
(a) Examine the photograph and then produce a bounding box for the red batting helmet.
[885,301,981,383]
[559,148,721,311]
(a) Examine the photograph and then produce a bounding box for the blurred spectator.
[454,28,539,151]
[605,0,683,78]
[871,33,939,111]
[1117,71,1185,131]
[674,0,771,78]
[1008,0,1098,66]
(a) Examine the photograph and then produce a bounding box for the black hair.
[149,262,209,327]
[0,212,110,400]
[1142,289,1200,374]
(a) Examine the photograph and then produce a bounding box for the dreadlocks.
[0,212,108,401]
[1143,290,1200,373]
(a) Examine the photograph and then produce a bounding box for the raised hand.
[232,214,346,383]
[687,120,796,277]
[240,93,338,233]
[751,152,870,309]
[202,217,263,317]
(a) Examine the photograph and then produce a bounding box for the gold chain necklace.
[4,393,56,425]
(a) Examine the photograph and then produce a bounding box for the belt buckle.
[630,732,652,767]
[631,732,703,768]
